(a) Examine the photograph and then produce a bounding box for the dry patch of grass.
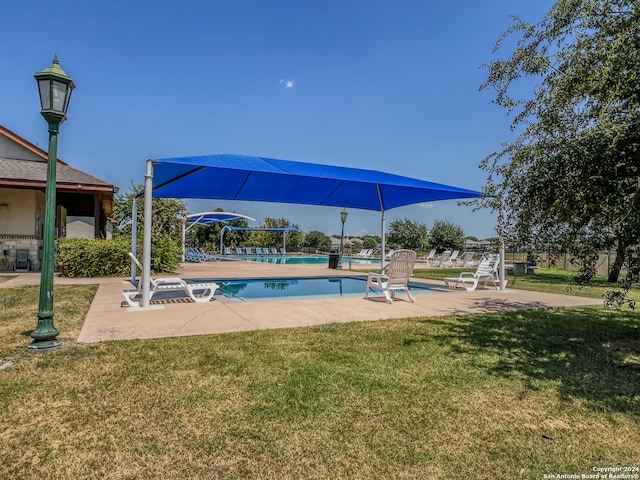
[0,284,97,363]
[0,285,638,479]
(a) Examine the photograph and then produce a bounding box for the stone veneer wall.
[0,236,41,271]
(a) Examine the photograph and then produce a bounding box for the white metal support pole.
[141,160,154,307]
[377,184,386,266]
[181,219,186,262]
[380,210,385,263]
[498,196,507,291]
[130,197,138,284]
[221,226,233,255]
[499,238,507,291]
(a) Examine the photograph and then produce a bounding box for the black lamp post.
[338,208,348,268]
[29,55,75,352]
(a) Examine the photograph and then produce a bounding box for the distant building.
[330,236,356,252]
[465,239,492,251]
[0,124,115,271]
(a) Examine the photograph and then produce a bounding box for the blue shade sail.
[151,154,481,211]
[185,211,255,226]
[222,227,298,232]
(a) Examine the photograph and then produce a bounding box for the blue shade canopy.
[181,211,256,262]
[185,211,255,226]
[223,226,299,232]
[218,226,298,253]
[152,154,482,211]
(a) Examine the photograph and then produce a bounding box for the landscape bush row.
[56,237,180,277]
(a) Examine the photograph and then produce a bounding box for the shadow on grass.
[452,297,556,315]
[427,308,640,415]
[509,271,580,285]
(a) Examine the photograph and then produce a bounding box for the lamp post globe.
[338,208,348,269]
[29,55,75,352]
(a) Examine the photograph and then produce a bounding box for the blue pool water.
[207,276,434,301]
[231,255,381,265]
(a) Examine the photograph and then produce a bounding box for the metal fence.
[504,250,616,276]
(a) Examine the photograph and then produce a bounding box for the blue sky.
[1,0,554,239]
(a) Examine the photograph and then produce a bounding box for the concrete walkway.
[1,260,602,343]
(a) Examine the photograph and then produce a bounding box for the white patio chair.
[365,249,417,304]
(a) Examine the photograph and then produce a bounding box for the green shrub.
[56,238,131,278]
[151,234,182,273]
[56,235,181,277]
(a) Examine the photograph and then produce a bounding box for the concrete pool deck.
[1,259,603,343]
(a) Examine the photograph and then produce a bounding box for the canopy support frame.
[141,160,154,307]
[136,154,486,307]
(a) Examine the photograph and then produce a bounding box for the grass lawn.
[414,266,640,302]
[0,271,638,479]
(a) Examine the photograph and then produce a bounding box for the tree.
[362,235,379,250]
[478,0,640,287]
[112,183,186,239]
[429,220,465,251]
[111,183,186,272]
[386,218,428,250]
[303,231,331,251]
[190,207,251,253]
[246,217,303,250]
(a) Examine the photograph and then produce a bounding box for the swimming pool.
[230,255,381,265]
[208,276,435,301]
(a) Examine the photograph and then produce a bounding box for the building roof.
[0,124,113,192]
[0,157,113,191]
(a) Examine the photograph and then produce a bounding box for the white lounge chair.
[437,249,452,267]
[197,247,220,261]
[421,249,436,265]
[458,251,478,267]
[365,249,417,304]
[443,254,501,292]
[441,250,460,267]
[186,247,219,262]
[185,248,203,262]
[123,253,219,307]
